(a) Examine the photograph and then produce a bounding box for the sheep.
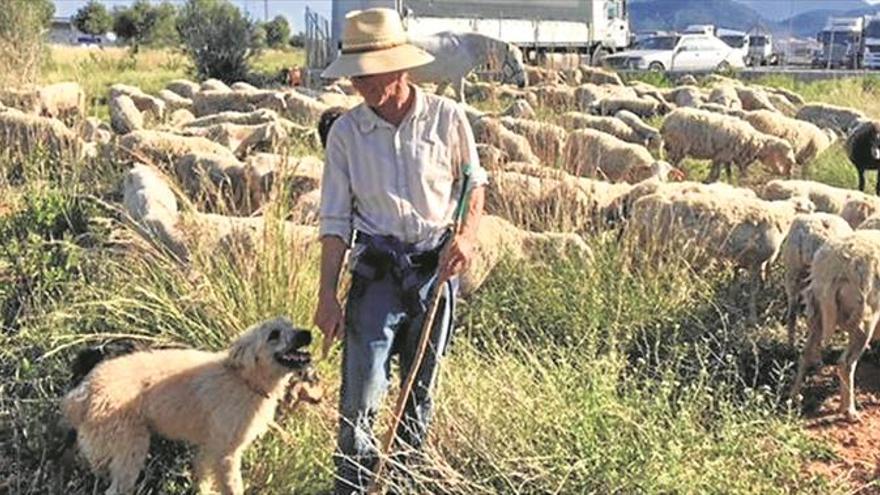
[697,102,747,118]
[200,79,232,93]
[560,112,642,142]
[244,153,323,201]
[661,108,797,182]
[169,109,196,128]
[741,110,832,167]
[158,89,194,113]
[282,90,330,125]
[77,117,112,144]
[317,91,362,109]
[0,109,82,161]
[472,117,540,164]
[165,79,201,99]
[676,74,698,86]
[123,163,187,259]
[629,190,811,322]
[182,108,283,129]
[562,128,682,183]
[499,117,567,165]
[734,87,777,112]
[614,110,663,152]
[845,119,880,195]
[36,82,86,124]
[174,153,265,215]
[796,103,866,136]
[184,121,289,158]
[109,95,144,135]
[595,96,667,118]
[117,130,237,168]
[668,85,705,108]
[501,99,536,119]
[780,213,853,346]
[578,65,623,86]
[476,144,508,171]
[791,230,880,420]
[463,81,498,103]
[463,214,591,296]
[180,212,317,254]
[525,66,560,86]
[193,90,287,118]
[605,179,757,224]
[708,85,742,110]
[534,85,576,109]
[573,83,637,112]
[841,196,880,228]
[110,84,166,122]
[766,94,798,117]
[231,81,260,92]
[760,179,862,214]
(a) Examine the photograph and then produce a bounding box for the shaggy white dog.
[62,317,313,495]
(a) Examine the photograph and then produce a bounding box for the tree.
[177,0,259,83]
[73,0,113,37]
[289,32,305,49]
[113,0,179,52]
[264,15,291,49]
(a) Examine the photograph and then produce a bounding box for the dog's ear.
[227,335,254,370]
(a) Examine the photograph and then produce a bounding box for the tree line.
[71,0,302,53]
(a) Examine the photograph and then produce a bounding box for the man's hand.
[439,233,476,282]
[314,291,344,356]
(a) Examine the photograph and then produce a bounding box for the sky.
[53,0,333,32]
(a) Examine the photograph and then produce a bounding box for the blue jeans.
[334,270,456,495]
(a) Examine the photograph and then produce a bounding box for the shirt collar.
[354,84,426,134]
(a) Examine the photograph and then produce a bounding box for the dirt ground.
[803,360,880,494]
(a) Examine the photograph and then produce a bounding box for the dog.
[61,317,313,495]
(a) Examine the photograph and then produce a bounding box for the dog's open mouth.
[275,347,312,369]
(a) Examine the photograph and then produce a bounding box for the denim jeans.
[334,270,456,495]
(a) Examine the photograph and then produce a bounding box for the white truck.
[863,15,880,70]
[746,32,776,66]
[329,0,631,65]
[716,28,750,64]
[814,17,864,69]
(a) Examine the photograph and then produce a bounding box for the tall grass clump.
[0,0,53,87]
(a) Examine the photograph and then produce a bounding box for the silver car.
[605,34,746,72]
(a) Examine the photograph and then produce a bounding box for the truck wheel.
[716,61,732,73]
[648,62,665,72]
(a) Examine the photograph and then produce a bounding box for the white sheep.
[117,130,237,167]
[791,230,880,420]
[595,96,668,118]
[472,117,540,164]
[559,111,642,143]
[661,107,797,182]
[192,90,287,118]
[200,79,232,92]
[0,109,82,160]
[499,117,567,166]
[741,110,832,167]
[629,190,812,322]
[158,89,194,113]
[109,94,144,135]
[110,84,166,122]
[707,85,742,110]
[123,163,187,259]
[759,179,861,214]
[501,99,536,119]
[614,110,663,152]
[780,213,853,346]
[796,103,866,136]
[562,128,682,183]
[165,79,201,99]
[841,197,880,228]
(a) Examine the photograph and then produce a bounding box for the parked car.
[603,34,746,72]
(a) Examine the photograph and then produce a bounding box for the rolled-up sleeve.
[319,122,353,242]
[453,105,489,187]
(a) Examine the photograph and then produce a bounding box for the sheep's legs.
[837,317,877,421]
[784,270,803,347]
[748,268,760,326]
[791,306,824,402]
[858,168,866,192]
[706,161,723,183]
[875,169,880,196]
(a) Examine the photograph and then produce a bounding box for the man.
[313,8,487,494]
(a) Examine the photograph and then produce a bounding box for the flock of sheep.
[2,62,880,420]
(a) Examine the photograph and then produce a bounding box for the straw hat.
[322,8,434,79]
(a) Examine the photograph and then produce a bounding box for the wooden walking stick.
[367,166,474,494]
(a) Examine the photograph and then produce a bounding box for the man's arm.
[315,235,348,348]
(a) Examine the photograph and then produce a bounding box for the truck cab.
[863,15,880,70]
[814,17,864,69]
[747,33,774,66]
[717,28,750,64]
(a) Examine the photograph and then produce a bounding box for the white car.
[605,34,746,72]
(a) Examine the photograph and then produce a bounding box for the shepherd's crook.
[367,165,474,494]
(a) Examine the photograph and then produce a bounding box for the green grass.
[5,56,880,493]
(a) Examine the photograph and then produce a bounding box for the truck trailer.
[863,15,880,70]
[329,0,631,66]
[814,17,864,69]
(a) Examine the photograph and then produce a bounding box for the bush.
[177,0,260,83]
[0,0,53,87]
[265,15,291,49]
[73,0,113,37]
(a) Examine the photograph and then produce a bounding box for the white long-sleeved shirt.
[319,86,487,245]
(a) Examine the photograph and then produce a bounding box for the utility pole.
[264,0,269,22]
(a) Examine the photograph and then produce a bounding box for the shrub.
[0,0,53,87]
[113,0,180,53]
[265,15,291,49]
[177,0,260,83]
[73,0,113,37]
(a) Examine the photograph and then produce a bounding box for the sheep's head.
[759,138,796,177]
[645,133,664,153]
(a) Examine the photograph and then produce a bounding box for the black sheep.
[846,120,880,194]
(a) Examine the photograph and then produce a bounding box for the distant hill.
[773,5,880,37]
[629,0,765,32]
[734,0,871,21]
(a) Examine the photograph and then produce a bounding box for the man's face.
[351,70,405,107]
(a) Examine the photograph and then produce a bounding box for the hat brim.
[322,43,434,79]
